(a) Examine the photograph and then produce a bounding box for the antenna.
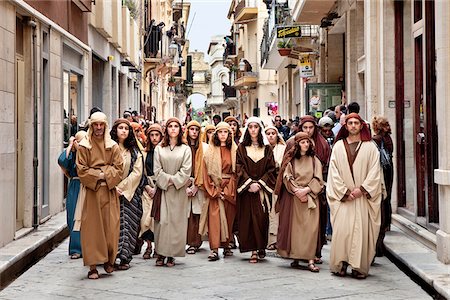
[186,12,196,38]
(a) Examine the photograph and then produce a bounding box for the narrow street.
[0,238,431,299]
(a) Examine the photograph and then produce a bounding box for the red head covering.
[335,113,372,142]
[299,115,331,166]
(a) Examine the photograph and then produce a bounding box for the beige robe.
[327,139,382,276]
[277,156,323,259]
[76,137,124,266]
[268,143,286,245]
[154,144,192,257]
[117,147,143,201]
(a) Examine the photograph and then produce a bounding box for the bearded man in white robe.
[327,113,382,279]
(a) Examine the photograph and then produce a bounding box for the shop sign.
[276,26,302,38]
[299,55,313,78]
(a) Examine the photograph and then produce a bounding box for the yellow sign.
[299,55,313,78]
[276,26,302,38]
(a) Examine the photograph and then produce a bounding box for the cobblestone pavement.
[0,238,431,300]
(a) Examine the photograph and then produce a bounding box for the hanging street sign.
[276,26,302,38]
[299,55,314,78]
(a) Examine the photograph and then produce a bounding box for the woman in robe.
[224,116,241,145]
[184,120,207,254]
[201,124,215,144]
[275,132,323,272]
[372,116,393,257]
[110,119,144,270]
[200,122,237,261]
[264,125,286,250]
[153,117,192,267]
[58,130,87,259]
[236,117,276,263]
[140,123,163,259]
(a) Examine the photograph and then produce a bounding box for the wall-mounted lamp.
[169,41,178,58]
[239,59,246,72]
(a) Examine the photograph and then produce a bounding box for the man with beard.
[76,112,124,279]
[327,113,382,279]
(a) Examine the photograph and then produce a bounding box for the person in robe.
[76,112,124,280]
[236,117,276,263]
[372,116,393,258]
[110,119,144,270]
[152,117,192,267]
[201,124,215,144]
[58,130,87,259]
[184,120,207,254]
[299,115,331,264]
[264,125,286,250]
[275,132,323,271]
[224,116,241,145]
[200,122,237,261]
[327,113,382,279]
[140,123,163,259]
[131,122,147,150]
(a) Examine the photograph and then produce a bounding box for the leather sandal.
[186,246,196,255]
[208,251,219,261]
[143,247,152,260]
[155,255,165,266]
[223,248,233,257]
[333,263,348,277]
[267,243,277,251]
[308,263,320,272]
[103,263,114,274]
[70,253,81,259]
[351,269,367,279]
[87,269,99,280]
[166,257,175,267]
[290,260,300,268]
[249,253,258,263]
[257,249,266,259]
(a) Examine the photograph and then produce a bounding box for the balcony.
[234,0,258,24]
[292,0,335,25]
[234,71,258,89]
[72,0,92,12]
[223,85,237,99]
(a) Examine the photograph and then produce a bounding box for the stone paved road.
[0,239,431,300]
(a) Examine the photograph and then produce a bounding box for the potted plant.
[168,76,176,87]
[277,39,292,56]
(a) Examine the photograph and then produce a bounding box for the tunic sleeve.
[102,144,124,190]
[307,157,324,196]
[171,146,192,189]
[222,175,237,205]
[283,162,300,195]
[257,146,276,194]
[360,145,382,201]
[326,142,350,203]
[117,151,144,201]
[154,146,170,190]
[202,158,221,199]
[236,146,252,194]
[76,147,102,191]
[58,149,71,170]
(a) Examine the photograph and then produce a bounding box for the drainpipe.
[28,18,39,229]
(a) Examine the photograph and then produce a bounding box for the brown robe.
[236,145,276,253]
[327,139,382,276]
[76,137,124,266]
[200,146,237,250]
[277,156,323,260]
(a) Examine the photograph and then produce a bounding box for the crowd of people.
[58,103,394,281]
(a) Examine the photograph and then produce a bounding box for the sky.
[186,0,231,54]
[186,0,232,109]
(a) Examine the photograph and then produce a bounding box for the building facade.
[143,0,191,123]
[0,0,142,249]
[227,0,278,125]
[259,0,449,264]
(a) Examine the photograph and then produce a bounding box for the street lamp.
[169,41,178,58]
[239,59,246,72]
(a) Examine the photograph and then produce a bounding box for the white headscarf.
[239,116,269,145]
